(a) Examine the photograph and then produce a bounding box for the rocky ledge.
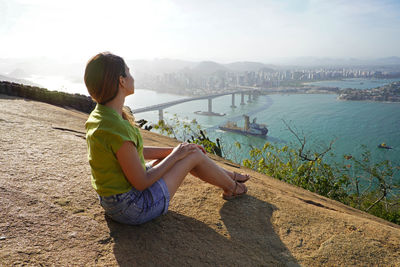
[338,81,400,102]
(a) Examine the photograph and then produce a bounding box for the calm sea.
[125,79,400,182]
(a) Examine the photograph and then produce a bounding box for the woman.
[84,52,249,225]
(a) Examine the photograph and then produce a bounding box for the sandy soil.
[1,94,399,266]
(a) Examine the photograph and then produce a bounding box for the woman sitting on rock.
[84,52,249,225]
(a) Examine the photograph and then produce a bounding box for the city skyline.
[1,0,400,65]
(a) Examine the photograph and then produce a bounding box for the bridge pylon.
[158,109,163,122]
[247,92,253,103]
[231,93,237,108]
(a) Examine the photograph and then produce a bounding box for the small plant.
[152,115,222,157]
[136,119,153,131]
[342,145,400,224]
[242,141,349,201]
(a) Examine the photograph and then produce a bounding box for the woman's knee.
[187,148,207,164]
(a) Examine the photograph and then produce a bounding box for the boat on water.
[378,143,392,149]
[219,115,268,137]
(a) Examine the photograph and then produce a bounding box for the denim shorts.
[99,164,170,225]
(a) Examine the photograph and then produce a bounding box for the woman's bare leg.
[189,156,236,187]
[162,149,246,199]
[150,154,249,184]
[219,169,249,183]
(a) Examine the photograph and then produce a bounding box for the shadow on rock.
[105,195,298,266]
[220,195,299,266]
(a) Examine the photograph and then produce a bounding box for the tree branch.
[365,193,386,212]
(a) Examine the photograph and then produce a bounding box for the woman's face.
[121,65,135,95]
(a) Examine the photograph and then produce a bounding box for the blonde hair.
[84,52,136,125]
[122,106,136,126]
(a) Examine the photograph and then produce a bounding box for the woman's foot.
[222,181,248,200]
[232,172,250,183]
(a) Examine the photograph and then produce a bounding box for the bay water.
[125,79,400,184]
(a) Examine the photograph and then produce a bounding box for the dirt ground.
[1,95,399,266]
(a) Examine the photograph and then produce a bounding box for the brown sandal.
[232,172,250,183]
[222,181,248,200]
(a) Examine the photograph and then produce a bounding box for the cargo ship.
[219,115,268,137]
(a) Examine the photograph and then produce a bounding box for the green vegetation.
[142,115,222,157]
[242,141,400,224]
[341,147,400,223]
[140,116,400,225]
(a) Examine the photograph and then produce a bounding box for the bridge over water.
[132,89,260,121]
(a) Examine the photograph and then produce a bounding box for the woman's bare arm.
[142,146,173,160]
[117,142,197,190]
[143,145,205,160]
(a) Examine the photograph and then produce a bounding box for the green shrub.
[151,115,222,157]
[242,141,399,224]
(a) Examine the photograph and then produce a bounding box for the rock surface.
[0,94,399,266]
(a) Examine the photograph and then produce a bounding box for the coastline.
[337,81,400,102]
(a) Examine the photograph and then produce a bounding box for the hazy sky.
[1,0,400,63]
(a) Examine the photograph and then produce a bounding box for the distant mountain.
[126,59,195,74]
[277,57,354,66]
[125,58,276,75]
[8,68,30,79]
[224,61,275,72]
[187,61,230,75]
[124,57,400,73]
[373,57,400,65]
[276,56,400,67]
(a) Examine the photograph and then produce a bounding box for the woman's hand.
[171,142,199,160]
[196,144,206,154]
